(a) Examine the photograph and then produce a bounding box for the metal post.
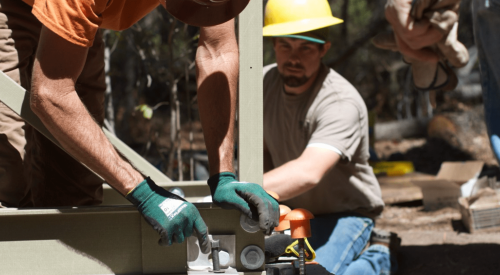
[237,0,263,185]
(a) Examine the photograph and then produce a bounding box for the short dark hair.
[272,37,326,50]
[307,27,329,42]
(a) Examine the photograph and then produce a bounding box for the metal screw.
[298,239,305,275]
[211,239,224,273]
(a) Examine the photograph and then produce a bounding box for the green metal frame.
[238,0,263,185]
[0,205,266,274]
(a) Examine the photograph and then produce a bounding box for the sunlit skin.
[273,37,331,95]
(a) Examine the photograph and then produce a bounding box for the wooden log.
[427,106,497,165]
[375,118,430,140]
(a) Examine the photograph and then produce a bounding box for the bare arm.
[197,21,280,232]
[196,19,238,176]
[31,26,143,195]
[263,147,340,201]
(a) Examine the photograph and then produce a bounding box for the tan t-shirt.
[23,0,159,47]
[263,63,384,218]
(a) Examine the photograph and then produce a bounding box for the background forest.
[103,0,480,181]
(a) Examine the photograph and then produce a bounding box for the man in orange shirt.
[0,0,279,250]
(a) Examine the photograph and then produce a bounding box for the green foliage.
[136,104,153,119]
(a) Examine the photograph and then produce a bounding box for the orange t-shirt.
[22,0,160,47]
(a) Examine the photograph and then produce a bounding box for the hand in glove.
[127,178,209,253]
[208,172,279,235]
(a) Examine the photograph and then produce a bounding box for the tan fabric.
[263,63,384,218]
[22,0,159,47]
[0,0,104,207]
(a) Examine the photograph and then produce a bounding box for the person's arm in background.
[263,147,340,201]
[385,0,465,65]
[196,20,279,234]
[385,0,444,61]
[31,26,209,250]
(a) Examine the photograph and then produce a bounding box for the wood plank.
[375,118,429,140]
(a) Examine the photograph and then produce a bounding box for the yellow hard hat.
[263,0,343,37]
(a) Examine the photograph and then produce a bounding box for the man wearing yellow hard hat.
[262,0,397,274]
[0,0,279,251]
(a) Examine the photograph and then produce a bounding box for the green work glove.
[208,172,279,235]
[127,178,209,253]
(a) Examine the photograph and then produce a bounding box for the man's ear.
[320,42,331,57]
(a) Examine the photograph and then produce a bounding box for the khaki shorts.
[0,0,105,207]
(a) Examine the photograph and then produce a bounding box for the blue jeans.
[308,213,391,275]
[472,0,500,162]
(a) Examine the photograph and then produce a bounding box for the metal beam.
[238,0,263,185]
[0,205,265,274]
[102,181,211,205]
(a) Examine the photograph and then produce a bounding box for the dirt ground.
[374,139,500,275]
[376,205,500,274]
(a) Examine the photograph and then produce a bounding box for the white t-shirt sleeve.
[306,143,343,157]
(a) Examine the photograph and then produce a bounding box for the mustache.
[284,62,304,70]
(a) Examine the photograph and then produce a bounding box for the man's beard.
[280,74,309,87]
[280,63,309,87]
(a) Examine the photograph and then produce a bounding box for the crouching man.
[262,0,397,274]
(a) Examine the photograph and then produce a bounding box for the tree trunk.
[341,0,349,42]
[104,45,116,134]
[375,118,430,140]
[427,106,497,165]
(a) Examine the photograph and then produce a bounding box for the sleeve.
[263,63,277,77]
[308,101,362,162]
[32,0,105,47]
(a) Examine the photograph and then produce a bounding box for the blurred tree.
[104,7,201,180]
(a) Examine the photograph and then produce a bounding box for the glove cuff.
[207,172,236,193]
[126,177,157,206]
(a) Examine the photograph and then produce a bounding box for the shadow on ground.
[396,244,500,275]
[387,138,474,175]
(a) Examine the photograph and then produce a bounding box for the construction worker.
[262,0,396,274]
[0,0,279,251]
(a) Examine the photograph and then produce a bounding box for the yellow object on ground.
[285,237,316,261]
[263,0,343,37]
[371,161,415,176]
